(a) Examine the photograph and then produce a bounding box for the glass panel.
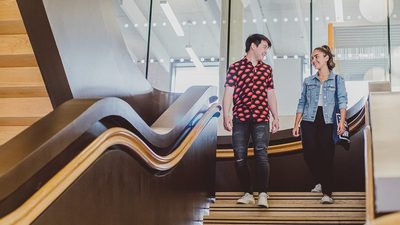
[228,0,311,130]
[115,0,151,78]
[146,0,223,92]
[391,0,400,91]
[312,0,390,107]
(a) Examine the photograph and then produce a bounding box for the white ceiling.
[115,0,400,79]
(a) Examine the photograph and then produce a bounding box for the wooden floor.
[204,192,366,225]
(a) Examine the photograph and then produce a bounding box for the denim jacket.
[296,71,348,124]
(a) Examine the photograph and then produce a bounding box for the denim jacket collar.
[311,70,336,81]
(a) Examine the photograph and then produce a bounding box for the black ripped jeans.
[232,118,270,194]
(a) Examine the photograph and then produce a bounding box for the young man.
[223,33,279,208]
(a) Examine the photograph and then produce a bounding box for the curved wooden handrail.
[0,86,216,216]
[0,104,220,225]
[216,99,366,158]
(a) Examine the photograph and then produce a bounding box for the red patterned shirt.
[225,57,274,122]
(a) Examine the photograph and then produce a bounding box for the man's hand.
[223,115,233,131]
[271,118,279,133]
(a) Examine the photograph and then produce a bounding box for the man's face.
[252,40,269,61]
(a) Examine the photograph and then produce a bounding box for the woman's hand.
[337,122,346,135]
[292,126,300,137]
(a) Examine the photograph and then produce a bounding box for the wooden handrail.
[364,125,376,223]
[0,104,220,225]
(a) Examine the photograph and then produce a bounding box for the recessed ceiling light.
[124,23,129,28]
[134,24,138,27]
[263,18,267,23]
[294,17,299,22]
[315,17,320,21]
[162,22,167,26]
[283,18,288,22]
[202,20,207,25]
[273,18,278,22]
[252,19,257,23]
[180,58,184,62]
[305,17,309,21]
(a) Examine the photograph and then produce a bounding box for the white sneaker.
[311,183,322,193]
[321,195,334,204]
[237,193,255,204]
[257,192,269,208]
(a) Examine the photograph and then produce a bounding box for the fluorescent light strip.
[160,0,184,36]
[334,0,344,22]
[185,45,204,68]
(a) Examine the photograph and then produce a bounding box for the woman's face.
[311,50,329,70]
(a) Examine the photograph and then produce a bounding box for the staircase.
[0,0,52,145]
[204,192,366,224]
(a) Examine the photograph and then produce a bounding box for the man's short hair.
[245,34,272,53]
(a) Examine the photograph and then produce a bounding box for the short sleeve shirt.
[225,57,274,122]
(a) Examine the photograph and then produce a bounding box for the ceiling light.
[294,17,299,22]
[162,22,167,26]
[273,18,278,22]
[202,20,207,25]
[160,0,184,36]
[212,20,217,24]
[210,57,215,62]
[283,18,288,22]
[334,0,344,22]
[305,17,309,21]
[124,23,129,28]
[263,18,267,23]
[180,58,185,62]
[185,46,204,68]
[170,58,175,63]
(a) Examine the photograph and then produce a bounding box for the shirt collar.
[242,56,263,66]
[311,70,336,81]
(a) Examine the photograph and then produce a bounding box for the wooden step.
[0,67,47,97]
[0,0,22,21]
[0,20,25,34]
[204,192,366,225]
[0,34,36,67]
[0,0,25,34]
[0,125,28,145]
[0,97,52,118]
[0,67,43,85]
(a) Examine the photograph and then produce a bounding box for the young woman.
[292,45,348,204]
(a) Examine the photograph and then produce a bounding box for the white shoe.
[311,183,322,193]
[257,192,269,208]
[237,193,255,204]
[321,195,334,204]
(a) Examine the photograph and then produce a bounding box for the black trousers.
[301,107,335,196]
[232,118,270,194]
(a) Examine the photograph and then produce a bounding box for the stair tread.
[0,86,48,97]
[0,34,33,55]
[0,125,28,145]
[0,0,22,21]
[205,192,366,224]
[0,97,52,117]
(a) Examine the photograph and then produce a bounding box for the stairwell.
[0,0,52,145]
[204,192,366,224]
